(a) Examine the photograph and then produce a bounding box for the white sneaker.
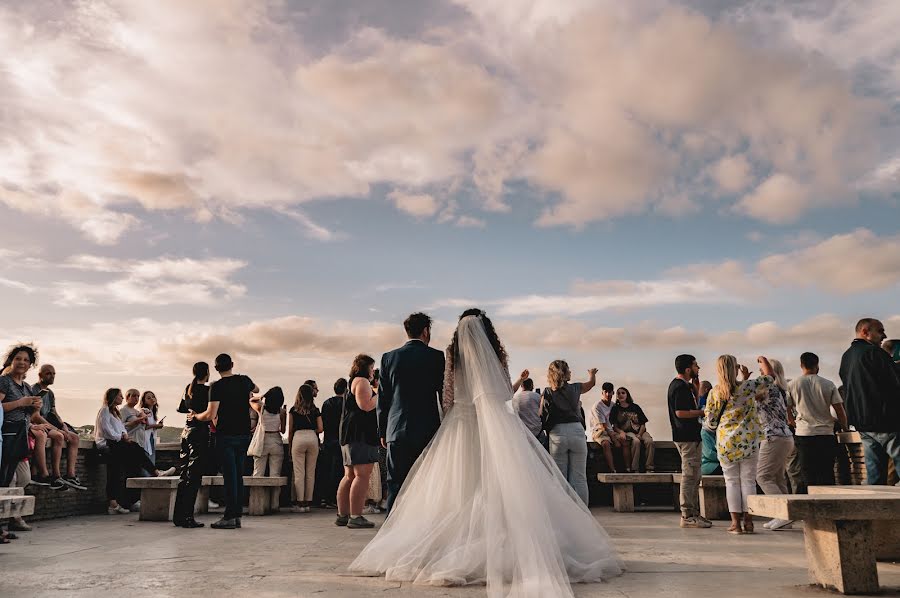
[208,500,220,509]
[763,519,775,529]
[769,519,793,531]
[129,501,141,512]
[362,505,378,514]
[108,505,129,515]
[159,467,178,476]
[291,504,305,513]
[304,506,311,513]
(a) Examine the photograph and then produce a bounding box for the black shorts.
[341,442,379,466]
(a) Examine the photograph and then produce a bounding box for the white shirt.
[95,408,127,448]
[787,374,842,436]
[589,399,613,434]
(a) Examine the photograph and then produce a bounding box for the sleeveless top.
[340,377,378,446]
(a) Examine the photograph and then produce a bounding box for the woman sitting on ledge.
[95,388,162,515]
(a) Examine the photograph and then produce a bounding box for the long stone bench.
[748,493,900,594]
[0,487,25,497]
[0,495,35,519]
[203,476,287,516]
[807,485,900,561]
[126,476,187,521]
[673,474,728,520]
[596,473,674,512]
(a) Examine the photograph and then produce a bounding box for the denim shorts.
[341,442,379,466]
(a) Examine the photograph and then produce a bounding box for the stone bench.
[807,486,900,561]
[126,476,189,522]
[0,495,35,519]
[672,474,727,520]
[748,493,900,594]
[203,476,287,516]
[0,487,25,497]
[596,473,674,512]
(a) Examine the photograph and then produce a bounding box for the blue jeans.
[217,434,250,520]
[549,422,589,505]
[859,432,900,485]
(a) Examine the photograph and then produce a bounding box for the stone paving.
[5,509,900,597]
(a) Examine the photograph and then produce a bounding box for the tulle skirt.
[349,397,624,597]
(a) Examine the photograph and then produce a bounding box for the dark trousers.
[216,434,249,520]
[314,440,343,506]
[107,440,157,506]
[385,438,428,514]
[794,435,836,490]
[173,425,209,523]
[1,421,28,487]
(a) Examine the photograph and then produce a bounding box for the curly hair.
[547,360,571,390]
[349,354,375,380]
[446,308,508,377]
[3,343,39,371]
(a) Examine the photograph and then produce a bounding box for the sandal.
[743,517,754,534]
[727,525,743,534]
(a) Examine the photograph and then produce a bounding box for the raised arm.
[580,368,598,394]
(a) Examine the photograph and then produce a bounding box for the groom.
[378,312,445,513]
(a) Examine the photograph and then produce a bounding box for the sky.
[1,0,899,438]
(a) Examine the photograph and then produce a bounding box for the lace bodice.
[441,347,511,414]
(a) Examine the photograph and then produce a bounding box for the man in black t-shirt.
[668,354,711,529]
[314,379,347,507]
[191,354,258,529]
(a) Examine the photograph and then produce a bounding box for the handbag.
[708,390,731,431]
[539,388,555,433]
[246,400,267,457]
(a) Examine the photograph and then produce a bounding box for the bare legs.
[337,464,374,517]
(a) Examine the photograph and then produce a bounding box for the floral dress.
[704,376,770,464]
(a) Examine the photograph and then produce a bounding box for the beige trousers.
[291,430,320,502]
[252,433,285,477]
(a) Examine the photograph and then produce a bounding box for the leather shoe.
[211,518,236,529]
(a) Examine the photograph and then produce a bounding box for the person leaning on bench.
[172,361,212,528]
[189,354,258,530]
[95,388,163,514]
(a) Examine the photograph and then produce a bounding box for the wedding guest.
[788,352,847,489]
[1,345,45,487]
[511,376,543,442]
[668,354,711,529]
[120,389,149,443]
[706,356,771,534]
[840,319,900,485]
[172,362,211,528]
[542,360,594,505]
[139,391,165,464]
[251,387,286,477]
[190,353,258,530]
[337,355,378,529]
[611,387,655,473]
[697,381,712,411]
[95,388,161,514]
[289,384,321,511]
[698,380,721,475]
[31,364,85,490]
[755,358,795,530]
[589,383,629,472]
[315,378,346,508]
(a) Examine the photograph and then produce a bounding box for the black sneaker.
[234,518,241,529]
[175,519,205,528]
[29,475,51,487]
[50,477,67,491]
[62,476,88,491]
[347,515,374,529]
[210,518,237,529]
[335,514,349,527]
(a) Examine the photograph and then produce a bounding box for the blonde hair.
[769,358,787,390]
[714,355,738,402]
[126,388,140,399]
[547,360,571,390]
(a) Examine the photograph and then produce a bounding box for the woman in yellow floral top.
[705,355,773,534]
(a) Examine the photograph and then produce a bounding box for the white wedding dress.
[350,316,623,597]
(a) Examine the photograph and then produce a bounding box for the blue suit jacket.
[378,340,445,445]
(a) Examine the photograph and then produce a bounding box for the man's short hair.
[214,353,233,372]
[856,318,880,334]
[333,378,348,396]
[601,382,614,393]
[522,378,534,391]
[675,354,696,375]
[800,352,819,369]
[404,312,432,338]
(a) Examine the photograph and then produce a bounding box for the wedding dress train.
[350,316,623,597]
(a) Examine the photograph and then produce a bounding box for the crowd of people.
[2,315,898,541]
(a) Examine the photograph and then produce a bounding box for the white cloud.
[57,255,247,305]
[0,1,890,242]
[0,277,33,293]
[274,207,340,242]
[388,190,440,218]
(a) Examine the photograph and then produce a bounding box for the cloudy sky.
[1,0,899,437]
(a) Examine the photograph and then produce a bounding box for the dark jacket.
[839,339,900,432]
[378,340,445,445]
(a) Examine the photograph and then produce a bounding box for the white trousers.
[721,453,758,513]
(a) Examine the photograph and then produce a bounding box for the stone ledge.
[597,473,673,484]
[748,493,900,521]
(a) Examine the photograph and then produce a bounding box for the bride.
[350,309,623,597]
